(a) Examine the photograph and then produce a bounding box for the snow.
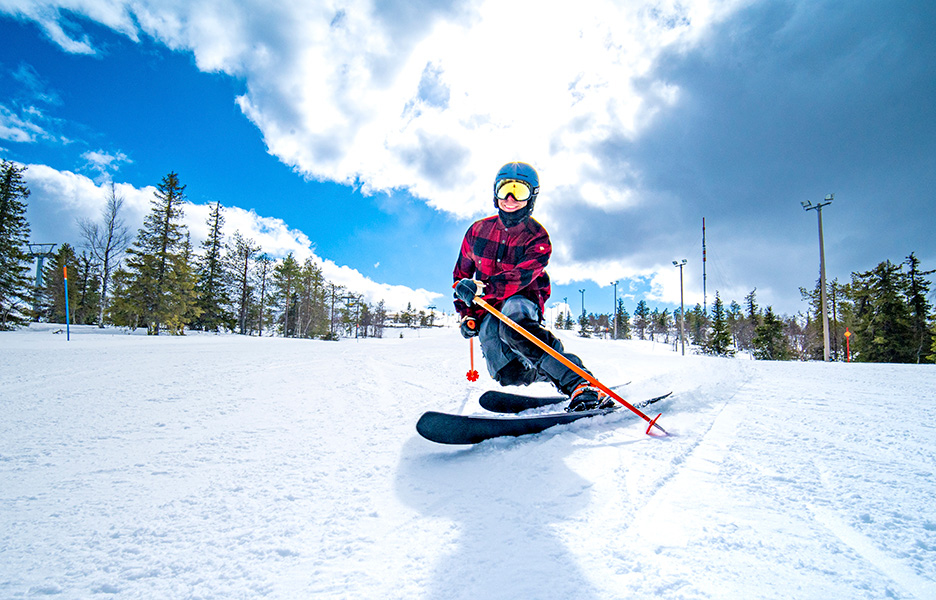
[2,324,935,599]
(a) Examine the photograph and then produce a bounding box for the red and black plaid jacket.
[453,215,552,320]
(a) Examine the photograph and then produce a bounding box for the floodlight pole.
[611,281,618,339]
[673,259,687,355]
[802,194,833,362]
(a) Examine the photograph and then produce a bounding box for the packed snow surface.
[2,324,935,599]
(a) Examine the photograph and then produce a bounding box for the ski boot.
[567,381,615,412]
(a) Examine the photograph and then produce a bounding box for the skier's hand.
[459,317,479,339]
[454,279,484,306]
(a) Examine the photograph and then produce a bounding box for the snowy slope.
[1,324,935,599]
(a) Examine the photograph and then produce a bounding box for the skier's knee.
[494,360,536,386]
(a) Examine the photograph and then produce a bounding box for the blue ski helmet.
[494,162,540,206]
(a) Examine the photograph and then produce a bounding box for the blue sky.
[2,0,934,317]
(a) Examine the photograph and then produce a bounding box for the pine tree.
[727,300,744,350]
[927,319,936,364]
[113,172,194,334]
[848,260,915,363]
[400,301,415,328]
[577,310,590,337]
[752,306,791,360]
[226,231,260,335]
[359,301,373,337]
[255,253,273,336]
[687,303,708,346]
[106,265,134,328]
[297,258,327,338]
[194,201,232,332]
[614,298,631,339]
[373,300,387,338]
[272,253,301,336]
[904,253,934,363]
[702,292,735,357]
[798,281,824,360]
[0,160,33,329]
[649,307,660,341]
[163,233,201,335]
[745,289,759,325]
[828,278,844,360]
[633,300,649,340]
[648,308,672,343]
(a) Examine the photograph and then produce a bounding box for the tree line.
[557,257,936,364]
[0,162,402,338]
[3,159,935,359]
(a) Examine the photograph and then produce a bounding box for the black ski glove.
[454,278,484,306]
[460,317,479,339]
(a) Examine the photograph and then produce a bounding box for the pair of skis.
[417,389,672,445]
[417,293,670,445]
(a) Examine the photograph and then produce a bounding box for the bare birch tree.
[79,183,131,327]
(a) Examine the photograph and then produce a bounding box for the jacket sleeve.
[452,228,478,318]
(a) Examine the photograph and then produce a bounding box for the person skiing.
[453,162,612,412]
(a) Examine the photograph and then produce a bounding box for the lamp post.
[801,194,834,362]
[611,281,618,339]
[673,259,687,356]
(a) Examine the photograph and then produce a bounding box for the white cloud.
[21,163,440,311]
[4,0,758,303]
[5,0,748,212]
[80,149,132,182]
[0,104,46,142]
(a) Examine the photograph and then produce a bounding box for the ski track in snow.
[1,324,934,599]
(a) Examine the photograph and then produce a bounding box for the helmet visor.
[495,179,533,202]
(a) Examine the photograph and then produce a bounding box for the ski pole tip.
[645,413,667,436]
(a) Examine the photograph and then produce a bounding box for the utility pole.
[801,194,833,362]
[611,281,618,339]
[673,260,687,355]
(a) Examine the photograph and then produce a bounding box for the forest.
[0,162,417,339]
[3,160,935,362]
[558,255,935,364]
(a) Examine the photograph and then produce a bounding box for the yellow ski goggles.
[495,179,533,202]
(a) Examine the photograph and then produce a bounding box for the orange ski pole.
[473,295,667,435]
[467,335,479,382]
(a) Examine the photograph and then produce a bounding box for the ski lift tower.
[27,243,57,317]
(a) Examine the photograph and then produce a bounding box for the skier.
[453,162,613,412]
